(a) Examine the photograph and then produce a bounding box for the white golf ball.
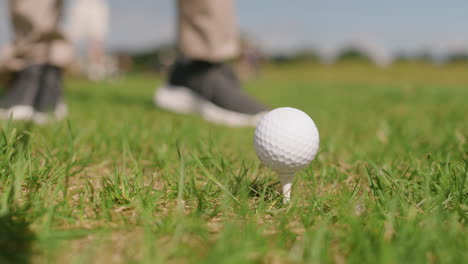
[254,107,319,174]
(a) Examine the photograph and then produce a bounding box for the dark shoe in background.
[0,64,67,124]
[33,65,68,124]
[0,65,42,121]
[154,59,267,127]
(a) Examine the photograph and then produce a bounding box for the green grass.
[0,63,467,263]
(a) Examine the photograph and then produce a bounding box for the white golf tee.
[279,173,295,202]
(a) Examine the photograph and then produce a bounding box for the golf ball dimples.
[254,107,319,173]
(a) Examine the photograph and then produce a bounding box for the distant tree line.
[119,43,468,72]
[270,47,468,65]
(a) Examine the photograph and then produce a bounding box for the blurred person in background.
[68,0,115,81]
[154,0,267,126]
[0,0,267,126]
[0,0,71,123]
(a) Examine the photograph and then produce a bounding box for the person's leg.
[86,0,111,81]
[69,0,110,81]
[3,0,72,72]
[89,0,109,64]
[178,0,238,62]
[155,0,267,127]
[0,0,71,122]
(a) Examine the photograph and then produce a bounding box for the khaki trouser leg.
[178,0,239,62]
[0,0,72,74]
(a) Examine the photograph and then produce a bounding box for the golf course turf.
[0,63,467,263]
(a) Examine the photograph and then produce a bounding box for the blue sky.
[1,0,467,56]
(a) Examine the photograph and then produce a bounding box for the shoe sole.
[0,102,68,124]
[0,105,35,121]
[154,85,266,127]
[33,102,68,124]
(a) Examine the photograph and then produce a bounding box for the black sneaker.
[154,59,267,127]
[33,64,67,124]
[0,65,42,121]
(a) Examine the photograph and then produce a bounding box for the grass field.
[1,64,467,263]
